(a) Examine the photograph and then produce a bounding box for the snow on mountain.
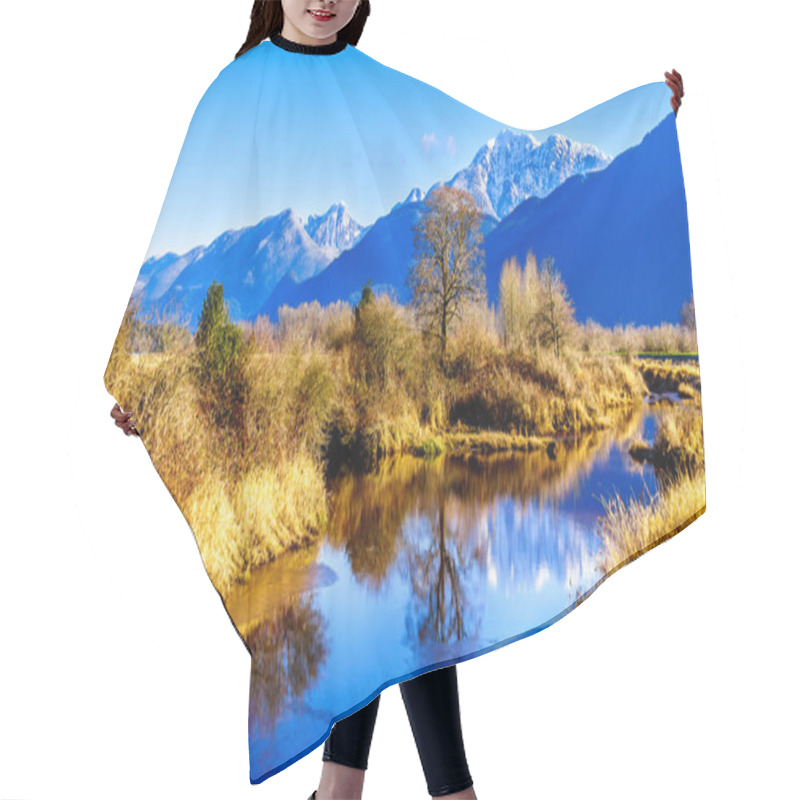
[132,129,615,331]
[443,128,610,220]
[305,201,367,259]
[136,209,332,329]
[258,114,688,328]
[391,186,425,213]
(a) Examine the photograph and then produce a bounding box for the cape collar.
[270,31,348,55]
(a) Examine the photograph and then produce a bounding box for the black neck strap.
[270,31,348,55]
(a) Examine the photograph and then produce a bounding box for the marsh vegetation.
[105,187,703,598]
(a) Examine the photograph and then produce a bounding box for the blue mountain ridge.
[136,112,690,332]
[482,112,692,327]
[259,204,500,319]
[140,209,332,328]
[257,112,691,328]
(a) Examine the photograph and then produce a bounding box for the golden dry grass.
[597,397,705,573]
[447,345,648,438]
[106,291,702,600]
[596,466,706,575]
[184,452,329,597]
[637,358,701,394]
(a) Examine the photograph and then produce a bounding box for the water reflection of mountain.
[326,404,646,582]
[238,403,677,783]
[232,405,650,639]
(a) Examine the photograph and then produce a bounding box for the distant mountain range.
[134,116,690,332]
[135,203,367,324]
[481,115,692,327]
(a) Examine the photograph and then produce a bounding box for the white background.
[1,1,796,798]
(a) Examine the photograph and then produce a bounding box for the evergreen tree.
[194,281,249,432]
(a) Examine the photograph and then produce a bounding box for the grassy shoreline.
[596,394,705,572]
[106,294,701,600]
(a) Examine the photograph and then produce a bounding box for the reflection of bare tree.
[323,406,647,593]
[240,403,659,732]
[401,493,481,646]
[325,456,446,586]
[393,409,656,651]
[247,595,329,739]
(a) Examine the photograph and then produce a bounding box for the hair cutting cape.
[104,32,705,785]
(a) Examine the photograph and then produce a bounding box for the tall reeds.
[107,281,701,600]
[596,398,706,573]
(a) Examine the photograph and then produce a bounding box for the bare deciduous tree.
[499,250,553,353]
[680,294,696,331]
[498,255,524,349]
[535,255,575,358]
[407,185,486,359]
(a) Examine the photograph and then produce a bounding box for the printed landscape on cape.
[104,38,705,783]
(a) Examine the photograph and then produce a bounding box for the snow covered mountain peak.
[305,201,366,259]
[446,126,612,220]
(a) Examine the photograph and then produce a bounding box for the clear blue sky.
[145,42,672,260]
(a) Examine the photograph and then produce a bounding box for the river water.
[229,401,676,780]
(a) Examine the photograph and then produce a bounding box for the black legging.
[322,664,473,797]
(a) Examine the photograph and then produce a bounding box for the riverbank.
[637,356,701,395]
[105,296,700,600]
[108,350,695,600]
[416,428,551,457]
[596,395,705,572]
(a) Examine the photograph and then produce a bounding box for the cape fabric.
[104,31,705,785]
